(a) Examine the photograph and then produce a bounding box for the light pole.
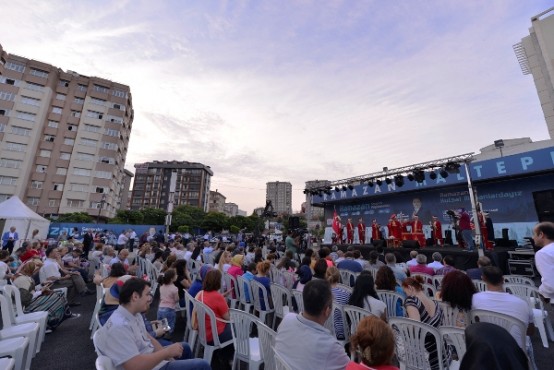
[97,193,107,224]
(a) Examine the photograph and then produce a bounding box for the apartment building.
[131,160,213,212]
[0,43,133,219]
[223,202,239,217]
[304,179,330,220]
[208,190,226,213]
[266,181,292,214]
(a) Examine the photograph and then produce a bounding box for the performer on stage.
[334,215,343,244]
[431,216,443,246]
[387,214,402,248]
[477,204,493,250]
[401,216,411,241]
[346,218,354,244]
[411,215,425,247]
[371,219,380,242]
[357,218,366,244]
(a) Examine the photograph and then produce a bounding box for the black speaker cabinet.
[402,240,420,249]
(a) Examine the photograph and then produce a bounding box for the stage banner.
[47,223,164,240]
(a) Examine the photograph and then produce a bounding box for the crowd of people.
[1,221,553,370]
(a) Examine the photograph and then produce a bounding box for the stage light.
[348,184,354,190]
[335,187,340,192]
[440,168,449,178]
[303,189,307,194]
[394,175,404,187]
[445,162,461,173]
[342,185,347,191]
[368,181,374,187]
[429,171,437,180]
[407,174,415,181]
[385,177,392,184]
[326,186,332,190]
[324,190,331,195]
[414,169,425,183]
[317,190,323,196]
[376,179,382,186]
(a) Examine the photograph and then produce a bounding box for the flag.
[332,209,340,235]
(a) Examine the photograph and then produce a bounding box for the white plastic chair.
[236,275,254,313]
[470,309,526,349]
[389,317,447,370]
[505,283,554,348]
[291,290,304,313]
[279,271,295,290]
[0,285,48,352]
[338,269,359,287]
[274,349,293,370]
[365,267,379,281]
[0,337,29,370]
[223,273,240,309]
[504,275,535,286]
[376,290,405,319]
[95,355,116,370]
[411,272,434,285]
[0,294,39,369]
[229,309,262,370]
[472,279,487,292]
[193,299,234,363]
[432,275,444,290]
[343,305,374,339]
[251,280,275,326]
[90,283,105,332]
[270,283,291,329]
[438,301,470,328]
[257,321,276,370]
[422,283,437,298]
[439,326,466,370]
[0,357,15,370]
[183,290,197,350]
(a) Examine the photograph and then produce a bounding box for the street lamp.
[97,193,107,224]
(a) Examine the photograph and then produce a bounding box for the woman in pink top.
[227,254,244,300]
[347,316,399,370]
[157,268,179,334]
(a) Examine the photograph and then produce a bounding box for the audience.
[437,270,476,327]
[157,268,179,336]
[347,316,399,370]
[408,254,435,276]
[375,265,405,317]
[384,253,407,283]
[466,256,491,280]
[427,252,443,272]
[436,255,456,276]
[326,266,351,339]
[349,271,387,321]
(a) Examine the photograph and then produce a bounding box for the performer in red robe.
[371,219,380,241]
[387,214,402,247]
[332,212,342,244]
[411,215,425,247]
[477,211,493,250]
[357,218,366,244]
[346,218,354,244]
[431,216,443,246]
[401,217,411,241]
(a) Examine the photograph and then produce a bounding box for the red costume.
[332,212,342,244]
[401,219,411,241]
[357,219,366,244]
[346,219,354,244]
[387,215,402,247]
[411,217,425,247]
[478,212,493,250]
[371,220,380,241]
[431,217,443,246]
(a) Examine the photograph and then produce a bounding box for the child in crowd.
[157,268,179,336]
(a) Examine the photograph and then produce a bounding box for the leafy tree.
[56,212,94,223]
[109,210,144,224]
[141,208,167,225]
[229,225,240,234]
[177,225,190,233]
[202,212,228,232]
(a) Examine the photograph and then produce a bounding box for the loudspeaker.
[402,240,420,249]
[288,216,300,229]
[502,228,509,240]
[371,239,386,248]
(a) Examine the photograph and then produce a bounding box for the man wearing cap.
[96,278,210,370]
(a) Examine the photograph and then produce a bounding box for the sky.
[1,0,552,214]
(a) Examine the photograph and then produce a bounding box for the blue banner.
[47,223,164,240]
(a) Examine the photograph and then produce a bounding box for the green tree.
[229,225,240,234]
[55,212,94,223]
[141,208,167,225]
[109,210,145,224]
[177,225,190,233]
[202,212,229,232]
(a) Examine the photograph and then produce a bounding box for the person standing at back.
[533,222,554,303]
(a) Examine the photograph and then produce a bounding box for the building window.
[105,129,119,137]
[21,96,41,107]
[0,91,15,101]
[5,142,27,152]
[58,80,70,87]
[86,110,103,119]
[70,110,81,118]
[84,124,102,133]
[66,199,85,208]
[66,124,78,132]
[44,135,55,142]
[15,111,36,122]
[95,170,112,179]
[31,181,43,189]
[25,82,44,92]
[5,61,25,73]
[55,93,66,101]
[0,110,9,117]
[27,197,39,206]
[30,68,48,78]
[99,157,115,165]
[73,168,91,176]
[95,187,106,193]
[70,183,88,192]
[74,97,84,104]
[102,142,118,150]
[60,152,71,160]
[39,149,51,158]
[90,97,106,106]
[80,138,97,147]
[48,199,58,207]
[36,165,47,173]
[63,137,75,146]
[11,126,31,136]
[0,194,10,202]
[55,168,67,175]
[0,176,17,185]
[0,77,17,86]
[52,107,62,114]
[78,84,87,92]
[48,120,59,128]
[93,85,109,94]
[105,115,123,124]
[53,183,64,191]
[76,152,94,162]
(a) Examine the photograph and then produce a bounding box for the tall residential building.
[304,179,330,220]
[0,43,133,219]
[131,160,213,212]
[208,190,226,213]
[266,181,292,214]
[515,6,554,139]
[223,202,238,217]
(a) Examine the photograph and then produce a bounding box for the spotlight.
[324,190,331,195]
[368,181,374,187]
[326,186,332,190]
[348,184,354,190]
[407,174,415,181]
[385,177,392,185]
[429,171,437,180]
[342,186,347,191]
[303,189,307,194]
[413,169,425,183]
[445,162,461,173]
[394,175,404,187]
[335,187,340,192]
[317,190,323,196]
[439,168,449,178]
[376,179,382,186]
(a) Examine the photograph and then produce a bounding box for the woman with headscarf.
[460,322,529,370]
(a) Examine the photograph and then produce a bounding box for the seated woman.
[437,270,476,328]
[375,265,406,317]
[194,269,234,370]
[253,261,273,310]
[348,316,399,370]
[172,259,192,307]
[12,261,76,330]
[94,262,127,325]
[326,266,351,340]
[349,271,387,321]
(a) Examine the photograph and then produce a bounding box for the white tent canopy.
[0,195,50,251]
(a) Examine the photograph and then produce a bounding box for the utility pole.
[165,170,177,236]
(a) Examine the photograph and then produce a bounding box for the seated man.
[408,254,435,276]
[385,253,407,283]
[472,266,534,343]
[96,278,210,370]
[39,246,93,305]
[466,256,491,280]
[426,252,443,272]
[275,279,349,370]
[110,248,131,271]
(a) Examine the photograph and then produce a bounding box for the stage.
[333,242,516,274]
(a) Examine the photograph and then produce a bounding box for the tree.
[141,208,166,225]
[202,212,228,232]
[55,212,94,223]
[109,210,144,224]
[229,225,240,234]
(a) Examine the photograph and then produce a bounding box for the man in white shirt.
[533,222,554,303]
[472,266,534,344]
[406,250,419,267]
[427,252,444,272]
[117,231,129,251]
[275,279,349,370]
